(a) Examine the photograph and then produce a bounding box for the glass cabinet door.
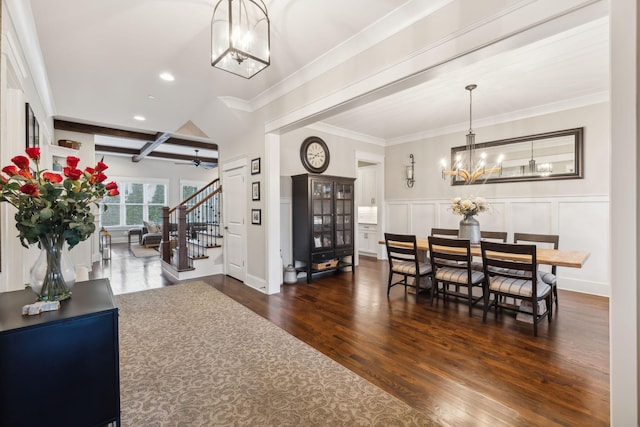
[334,181,353,248]
[311,180,333,249]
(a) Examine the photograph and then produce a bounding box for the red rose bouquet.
[0,147,119,300]
[0,147,119,248]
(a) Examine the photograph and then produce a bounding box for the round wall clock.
[300,136,330,173]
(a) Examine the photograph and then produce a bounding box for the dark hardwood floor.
[93,244,610,426]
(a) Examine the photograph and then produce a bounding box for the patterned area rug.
[129,245,159,258]
[116,282,437,426]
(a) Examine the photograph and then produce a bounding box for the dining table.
[379,237,590,268]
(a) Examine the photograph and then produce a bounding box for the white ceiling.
[27,0,609,156]
[322,17,609,145]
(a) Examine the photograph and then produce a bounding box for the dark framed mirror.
[448,127,584,185]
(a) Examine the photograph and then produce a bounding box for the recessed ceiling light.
[159,72,175,81]
[134,115,146,121]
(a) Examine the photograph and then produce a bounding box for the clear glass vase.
[29,234,76,301]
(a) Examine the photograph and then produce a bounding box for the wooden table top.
[379,237,590,268]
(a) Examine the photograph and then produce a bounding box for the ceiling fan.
[176,149,217,169]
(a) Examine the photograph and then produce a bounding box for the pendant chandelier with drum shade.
[440,84,504,184]
[211,0,270,79]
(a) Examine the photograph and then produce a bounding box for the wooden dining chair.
[430,228,459,237]
[480,241,553,336]
[514,233,560,309]
[384,233,433,303]
[428,236,485,316]
[480,231,508,242]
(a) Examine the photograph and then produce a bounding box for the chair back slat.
[513,233,559,249]
[485,257,535,275]
[481,241,537,274]
[431,228,459,237]
[387,246,416,257]
[481,231,508,242]
[428,236,472,265]
[513,233,558,274]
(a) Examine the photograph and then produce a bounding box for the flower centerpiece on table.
[450,196,488,244]
[450,196,489,218]
[0,147,119,301]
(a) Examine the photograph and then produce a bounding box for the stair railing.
[161,179,222,271]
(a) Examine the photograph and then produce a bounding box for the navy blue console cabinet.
[0,278,120,426]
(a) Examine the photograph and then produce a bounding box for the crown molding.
[306,122,386,146]
[386,91,609,146]
[218,96,254,112]
[5,0,56,119]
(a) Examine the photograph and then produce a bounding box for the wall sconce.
[406,154,415,188]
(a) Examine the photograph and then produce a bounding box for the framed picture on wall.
[251,209,261,225]
[25,103,39,149]
[252,182,260,201]
[251,158,261,175]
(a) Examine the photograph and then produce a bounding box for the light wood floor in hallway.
[92,243,610,426]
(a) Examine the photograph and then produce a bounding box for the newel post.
[177,205,189,270]
[161,207,171,263]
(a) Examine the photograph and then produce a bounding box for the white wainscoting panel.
[557,199,609,295]
[438,203,459,229]
[510,201,555,235]
[387,204,410,234]
[385,195,609,296]
[482,202,508,233]
[410,202,437,236]
[280,198,293,267]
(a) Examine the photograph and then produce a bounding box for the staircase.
[160,179,224,280]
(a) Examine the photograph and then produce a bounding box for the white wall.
[219,116,268,287]
[609,0,638,422]
[385,103,609,200]
[278,126,385,268]
[0,1,56,292]
[280,127,384,178]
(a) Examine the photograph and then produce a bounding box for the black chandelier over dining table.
[440,84,503,184]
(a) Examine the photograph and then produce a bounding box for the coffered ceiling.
[25,0,609,159]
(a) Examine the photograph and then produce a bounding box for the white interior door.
[355,152,385,263]
[223,165,246,282]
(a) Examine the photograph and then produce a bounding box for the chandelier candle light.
[441,84,504,184]
[211,0,270,79]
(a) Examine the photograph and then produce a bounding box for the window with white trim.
[180,180,206,202]
[100,180,167,227]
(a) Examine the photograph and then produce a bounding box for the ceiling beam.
[133,132,171,162]
[54,119,218,149]
[95,145,217,163]
[54,119,156,141]
[54,118,218,162]
[164,137,218,151]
